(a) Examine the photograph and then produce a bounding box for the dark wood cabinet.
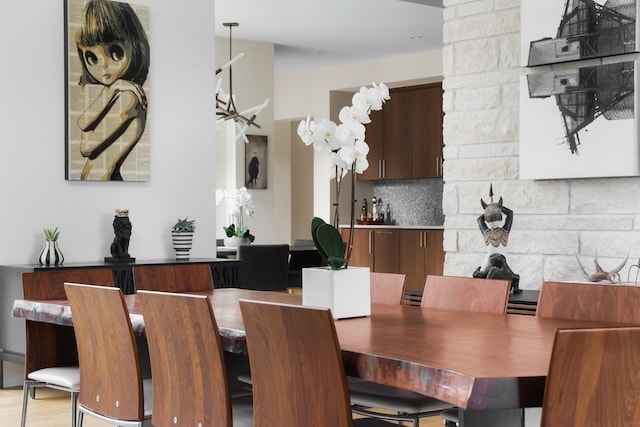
[399,229,444,292]
[341,226,444,293]
[359,83,443,181]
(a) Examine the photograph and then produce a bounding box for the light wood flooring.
[2,361,444,426]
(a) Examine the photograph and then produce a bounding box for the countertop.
[339,224,444,230]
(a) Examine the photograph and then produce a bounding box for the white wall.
[0,0,217,264]
[441,0,640,289]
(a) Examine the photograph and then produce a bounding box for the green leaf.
[311,217,329,259]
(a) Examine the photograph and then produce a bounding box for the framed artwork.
[64,0,151,181]
[520,60,639,179]
[521,0,638,67]
[245,135,268,189]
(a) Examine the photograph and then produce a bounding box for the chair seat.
[28,366,80,391]
[349,380,452,414]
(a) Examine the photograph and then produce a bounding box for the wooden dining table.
[11,287,626,427]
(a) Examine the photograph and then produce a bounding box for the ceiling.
[215,0,444,76]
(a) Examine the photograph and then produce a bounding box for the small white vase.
[171,231,194,259]
[39,241,64,265]
[223,236,251,248]
[302,266,371,319]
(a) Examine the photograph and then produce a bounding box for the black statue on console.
[472,185,521,293]
[105,209,135,263]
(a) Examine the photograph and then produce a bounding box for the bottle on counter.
[372,197,377,219]
[386,203,391,223]
[361,199,368,221]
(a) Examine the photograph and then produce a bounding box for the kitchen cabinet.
[341,227,444,293]
[399,229,444,292]
[359,83,443,180]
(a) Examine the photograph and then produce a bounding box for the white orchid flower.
[297,115,314,145]
[311,119,339,151]
[339,140,370,174]
[329,151,349,180]
[335,121,365,145]
[339,105,369,125]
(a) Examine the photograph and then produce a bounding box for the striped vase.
[39,241,64,265]
[171,231,194,259]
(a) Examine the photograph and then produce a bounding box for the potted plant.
[39,227,64,265]
[216,187,255,247]
[297,82,390,319]
[171,217,196,259]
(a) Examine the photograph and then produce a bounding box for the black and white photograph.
[522,0,638,67]
[520,60,639,179]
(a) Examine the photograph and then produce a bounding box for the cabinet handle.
[378,160,383,179]
[381,159,386,178]
[368,231,372,254]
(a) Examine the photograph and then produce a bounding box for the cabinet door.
[412,83,443,178]
[383,89,412,179]
[341,228,374,269]
[424,229,444,277]
[373,229,399,273]
[399,230,427,292]
[359,109,383,181]
[399,229,445,292]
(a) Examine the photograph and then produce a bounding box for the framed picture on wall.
[245,135,268,189]
[521,0,639,67]
[64,0,151,181]
[520,60,639,179]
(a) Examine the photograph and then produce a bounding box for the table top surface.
[11,288,625,411]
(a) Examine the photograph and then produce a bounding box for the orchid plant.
[297,82,390,269]
[215,187,256,242]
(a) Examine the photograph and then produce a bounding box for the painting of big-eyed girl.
[65,0,150,181]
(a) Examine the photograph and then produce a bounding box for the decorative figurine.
[575,251,628,283]
[472,184,521,293]
[105,209,135,263]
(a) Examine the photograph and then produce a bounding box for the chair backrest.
[293,239,316,247]
[133,264,214,292]
[420,275,511,313]
[239,300,354,427]
[238,244,290,291]
[138,290,232,427]
[541,326,640,427]
[64,283,145,421]
[21,269,115,375]
[22,269,114,299]
[287,247,326,286]
[370,272,406,305]
[536,281,640,324]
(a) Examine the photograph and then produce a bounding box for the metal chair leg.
[20,380,35,427]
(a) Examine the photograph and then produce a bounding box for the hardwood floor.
[2,361,445,426]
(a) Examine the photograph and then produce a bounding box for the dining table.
[11,287,626,427]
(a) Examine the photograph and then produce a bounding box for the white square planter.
[302,266,371,319]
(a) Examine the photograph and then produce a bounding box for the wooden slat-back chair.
[138,290,252,427]
[421,275,511,313]
[132,263,214,292]
[369,272,406,305]
[64,283,151,426]
[20,269,114,427]
[239,300,395,427]
[537,281,640,323]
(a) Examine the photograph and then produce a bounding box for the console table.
[0,257,239,388]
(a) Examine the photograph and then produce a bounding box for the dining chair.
[237,244,290,291]
[350,273,456,426]
[137,290,253,427]
[20,269,114,427]
[132,263,214,292]
[354,275,511,427]
[536,280,640,323]
[541,326,640,426]
[64,283,152,427]
[239,299,396,426]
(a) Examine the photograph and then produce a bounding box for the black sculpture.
[105,209,135,263]
[472,185,520,293]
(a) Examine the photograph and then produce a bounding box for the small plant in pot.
[171,217,195,259]
[216,187,256,247]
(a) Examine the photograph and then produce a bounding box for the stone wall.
[441,0,640,289]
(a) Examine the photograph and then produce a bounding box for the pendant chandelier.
[216,22,270,143]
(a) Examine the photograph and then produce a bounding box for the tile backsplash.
[372,178,444,226]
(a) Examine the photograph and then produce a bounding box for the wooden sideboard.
[0,257,238,388]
